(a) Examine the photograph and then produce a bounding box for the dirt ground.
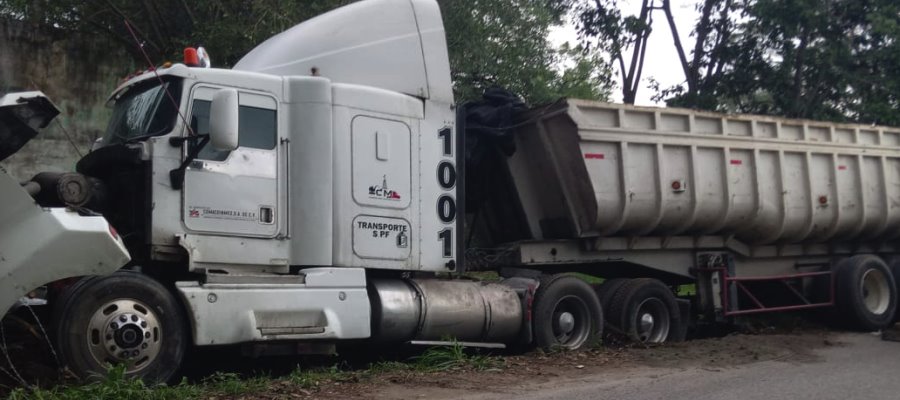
[1,316,842,399]
[291,330,838,400]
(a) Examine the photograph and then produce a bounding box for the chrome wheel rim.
[86,299,162,373]
[634,298,670,343]
[551,295,591,349]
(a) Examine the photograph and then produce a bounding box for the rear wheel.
[608,278,682,344]
[889,259,900,322]
[533,275,603,350]
[595,278,630,312]
[53,272,187,383]
[835,255,897,331]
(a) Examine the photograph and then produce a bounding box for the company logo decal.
[368,175,402,201]
[188,206,257,221]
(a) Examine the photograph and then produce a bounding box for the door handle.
[259,206,274,224]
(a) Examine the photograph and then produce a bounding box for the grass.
[409,340,501,372]
[5,340,503,399]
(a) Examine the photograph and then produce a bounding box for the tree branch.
[662,0,692,91]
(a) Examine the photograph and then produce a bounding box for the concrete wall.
[0,19,136,181]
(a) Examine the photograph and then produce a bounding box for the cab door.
[181,86,280,237]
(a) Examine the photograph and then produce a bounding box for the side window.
[189,93,277,161]
[239,106,277,150]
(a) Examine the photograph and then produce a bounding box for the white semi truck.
[3,0,900,384]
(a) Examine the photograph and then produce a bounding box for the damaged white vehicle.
[0,91,129,318]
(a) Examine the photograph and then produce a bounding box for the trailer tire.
[533,275,603,351]
[608,278,682,344]
[889,260,900,322]
[595,278,630,311]
[53,272,187,384]
[835,255,897,331]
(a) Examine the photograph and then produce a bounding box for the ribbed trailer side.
[505,99,900,248]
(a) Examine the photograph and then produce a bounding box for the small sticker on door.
[188,206,257,221]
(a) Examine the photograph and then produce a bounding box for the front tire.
[533,274,603,351]
[53,272,187,384]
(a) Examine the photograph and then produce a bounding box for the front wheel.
[53,272,187,384]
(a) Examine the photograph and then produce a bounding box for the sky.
[548,0,700,106]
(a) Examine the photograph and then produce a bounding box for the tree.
[0,0,612,105]
[440,0,611,104]
[655,0,900,126]
[0,0,354,66]
[574,0,655,104]
[653,0,741,110]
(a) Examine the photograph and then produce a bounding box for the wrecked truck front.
[0,91,130,315]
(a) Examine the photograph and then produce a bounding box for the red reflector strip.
[838,165,847,170]
[730,159,743,165]
[585,153,605,159]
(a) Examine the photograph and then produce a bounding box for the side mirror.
[209,89,239,151]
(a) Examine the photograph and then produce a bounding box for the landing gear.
[532,275,603,350]
[53,272,187,383]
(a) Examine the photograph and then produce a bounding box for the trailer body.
[504,99,900,250]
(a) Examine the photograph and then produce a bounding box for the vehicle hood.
[0,91,60,162]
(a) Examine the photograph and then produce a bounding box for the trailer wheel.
[889,259,900,322]
[533,275,603,351]
[835,255,897,331]
[595,278,630,311]
[53,272,187,383]
[608,278,681,344]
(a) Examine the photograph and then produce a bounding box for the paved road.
[476,333,900,400]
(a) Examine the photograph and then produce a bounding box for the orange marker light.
[184,47,199,67]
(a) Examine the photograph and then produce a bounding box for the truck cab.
[86,0,458,275]
[33,0,532,384]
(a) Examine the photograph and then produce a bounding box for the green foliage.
[410,340,500,372]
[286,364,342,389]
[6,365,203,400]
[660,0,900,126]
[573,0,655,103]
[0,0,611,106]
[5,347,504,399]
[440,0,611,104]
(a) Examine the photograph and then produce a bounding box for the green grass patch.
[6,365,203,400]
[286,364,343,389]
[6,340,506,399]
[409,340,502,372]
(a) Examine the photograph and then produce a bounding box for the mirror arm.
[169,134,210,190]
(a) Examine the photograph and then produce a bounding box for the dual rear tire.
[597,278,685,344]
[532,275,604,350]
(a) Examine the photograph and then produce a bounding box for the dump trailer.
[470,98,900,331]
[4,0,900,385]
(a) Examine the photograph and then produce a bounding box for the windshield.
[102,78,183,146]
